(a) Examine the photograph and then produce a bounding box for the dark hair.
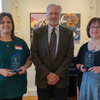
[0,12,15,39]
[86,17,100,38]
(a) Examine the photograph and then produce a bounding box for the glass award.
[84,50,95,69]
[10,52,21,72]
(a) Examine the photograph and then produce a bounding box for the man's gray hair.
[46,4,62,15]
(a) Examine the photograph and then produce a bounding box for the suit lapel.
[42,26,51,60]
[57,26,66,56]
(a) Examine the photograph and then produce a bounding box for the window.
[0,0,2,13]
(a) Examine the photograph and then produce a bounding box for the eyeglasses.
[90,26,100,28]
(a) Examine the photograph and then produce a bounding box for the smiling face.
[0,16,13,35]
[89,21,100,39]
[46,6,61,27]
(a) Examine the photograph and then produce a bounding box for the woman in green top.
[0,12,32,100]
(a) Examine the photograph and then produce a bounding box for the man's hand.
[47,72,60,85]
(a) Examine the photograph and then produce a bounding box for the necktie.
[49,28,57,61]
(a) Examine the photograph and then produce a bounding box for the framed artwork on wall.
[30,13,80,44]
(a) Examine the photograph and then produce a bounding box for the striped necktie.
[49,28,57,61]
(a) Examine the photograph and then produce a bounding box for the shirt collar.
[48,24,59,30]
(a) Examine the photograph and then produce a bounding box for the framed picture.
[30,13,80,44]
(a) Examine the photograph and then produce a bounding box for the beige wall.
[2,0,98,96]
[2,0,13,13]
[96,0,100,17]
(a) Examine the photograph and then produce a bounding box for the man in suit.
[31,4,74,100]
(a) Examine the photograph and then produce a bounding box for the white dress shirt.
[48,24,59,54]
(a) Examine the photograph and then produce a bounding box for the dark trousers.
[0,96,22,100]
[37,86,67,100]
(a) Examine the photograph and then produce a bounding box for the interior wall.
[96,0,100,17]
[2,0,13,13]
[2,0,97,96]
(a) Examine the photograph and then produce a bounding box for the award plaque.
[10,52,21,72]
[84,50,95,69]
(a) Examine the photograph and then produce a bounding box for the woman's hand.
[76,64,87,72]
[18,56,32,75]
[0,69,16,77]
[88,66,100,73]
[17,66,27,75]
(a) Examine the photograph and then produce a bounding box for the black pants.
[37,86,67,100]
[0,96,22,100]
[68,76,77,97]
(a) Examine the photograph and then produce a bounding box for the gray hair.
[46,4,62,15]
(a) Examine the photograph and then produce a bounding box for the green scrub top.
[0,37,30,99]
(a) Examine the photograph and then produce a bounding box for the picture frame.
[30,13,80,44]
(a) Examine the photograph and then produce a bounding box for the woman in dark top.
[76,17,100,100]
[0,12,32,100]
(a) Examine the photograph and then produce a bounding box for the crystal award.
[10,52,21,72]
[84,50,95,69]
